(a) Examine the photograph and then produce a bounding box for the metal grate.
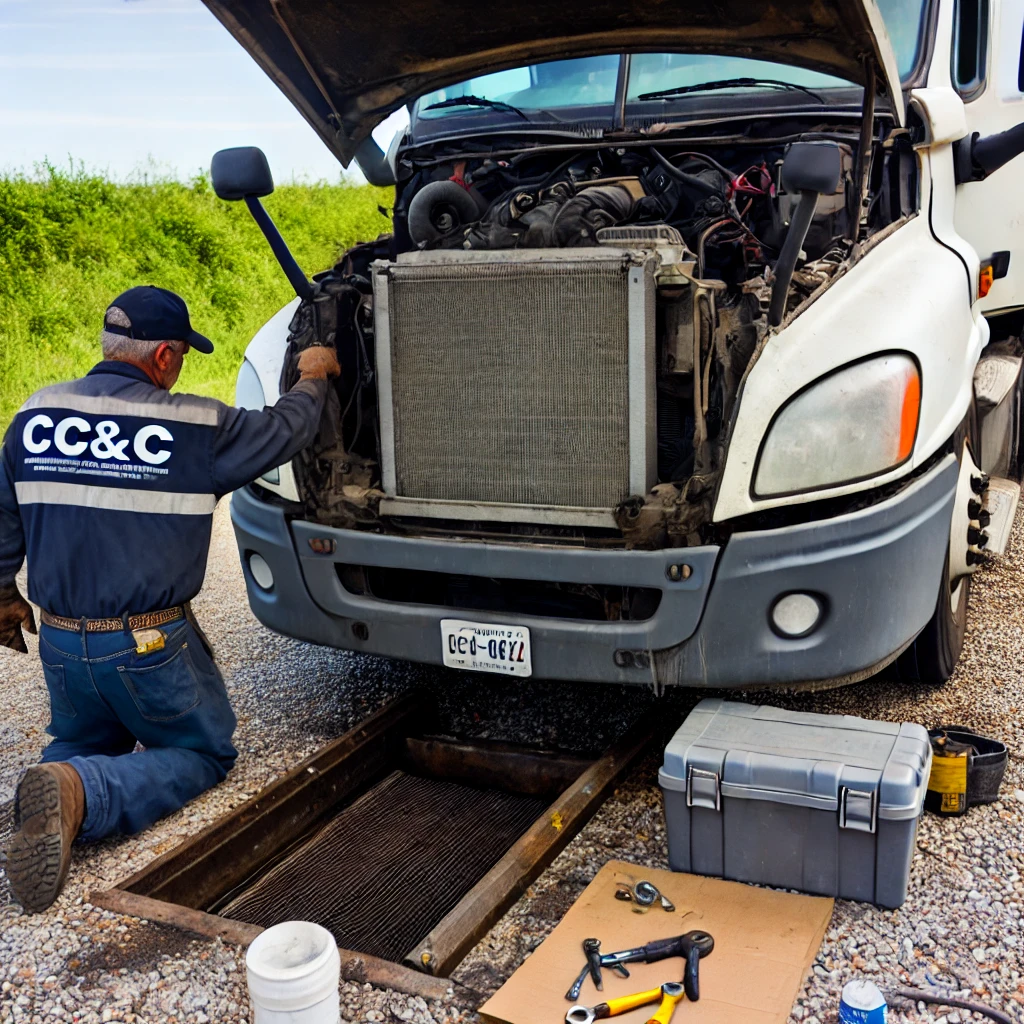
[215,771,547,963]
[376,251,654,511]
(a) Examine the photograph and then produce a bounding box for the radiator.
[373,248,656,524]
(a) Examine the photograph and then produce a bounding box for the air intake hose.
[956,121,1024,183]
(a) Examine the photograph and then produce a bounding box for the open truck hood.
[200,0,904,166]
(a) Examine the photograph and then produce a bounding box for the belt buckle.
[132,627,166,655]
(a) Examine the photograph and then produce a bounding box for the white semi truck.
[206,0,1024,689]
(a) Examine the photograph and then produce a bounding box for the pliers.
[565,931,715,1002]
[566,981,686,1024]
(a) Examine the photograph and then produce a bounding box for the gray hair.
[100,306,180,361]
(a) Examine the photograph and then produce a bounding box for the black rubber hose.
[887,988,1013,1024]
[650,148,722,195]
[670,150,735,178]
[768,191,817,327]
[971,121,1024,179]
[407,179,481,246]
[354,136,395,187]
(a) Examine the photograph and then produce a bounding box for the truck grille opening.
[337,564,662,622]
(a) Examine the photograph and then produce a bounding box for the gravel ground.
[2,499,1023,1024]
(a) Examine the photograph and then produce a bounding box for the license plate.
[440,619,532,677]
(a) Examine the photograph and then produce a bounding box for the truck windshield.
[411,1,929,127]
[413,55,621,120]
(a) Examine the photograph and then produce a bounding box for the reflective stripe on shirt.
[15,481,217,515]
[20,389,220,426]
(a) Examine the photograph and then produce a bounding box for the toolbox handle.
[838,786,877,833]
[686,766,721,811]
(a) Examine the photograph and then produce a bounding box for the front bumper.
[230,454,957,687]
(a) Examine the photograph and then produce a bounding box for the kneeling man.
[0,285,338,911]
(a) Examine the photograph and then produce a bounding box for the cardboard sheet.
[480,861,833,1024]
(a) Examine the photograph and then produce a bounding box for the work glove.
[0,582,36,654]
[297,346,341,382]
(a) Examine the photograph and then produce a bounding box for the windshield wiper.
[638,77,825,104]
[424,95,529,120]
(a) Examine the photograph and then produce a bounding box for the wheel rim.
[949,440,988,589]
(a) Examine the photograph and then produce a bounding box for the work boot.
[7,763,85,912]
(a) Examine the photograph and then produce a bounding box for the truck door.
[953,0,1024,313]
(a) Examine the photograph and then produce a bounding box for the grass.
[0,163,393,430]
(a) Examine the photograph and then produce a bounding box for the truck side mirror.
[210,147,314,300]
[955,122,1024,183]
[211,146,275,200]
[769,142,843,327]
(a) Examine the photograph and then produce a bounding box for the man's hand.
[297,346,341,382]
[0,582,36,654]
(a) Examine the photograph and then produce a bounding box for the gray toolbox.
[660,699,932,908]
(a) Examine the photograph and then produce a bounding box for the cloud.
[0,109,300,130]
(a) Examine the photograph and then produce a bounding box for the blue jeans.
[36,616,237,842]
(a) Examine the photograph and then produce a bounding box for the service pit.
[89,691,653,1004]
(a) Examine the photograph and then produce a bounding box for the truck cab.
[210,0,1024,689]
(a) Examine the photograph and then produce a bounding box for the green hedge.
[0,164,393,429]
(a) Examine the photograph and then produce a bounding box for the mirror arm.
[243,195,316,301]
[955,122,1024,184]
[768,141,841,328]
[769,192,818,328]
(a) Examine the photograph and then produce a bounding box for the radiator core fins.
[377,251,654,512]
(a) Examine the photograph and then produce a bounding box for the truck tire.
[896,411,978,685]
[895,548,970,684]
[1011,351,1024,482]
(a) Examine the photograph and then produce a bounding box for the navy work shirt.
[0,360,326,618]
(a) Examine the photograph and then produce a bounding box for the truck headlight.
[754,355,920,497]
[235,358,266,410]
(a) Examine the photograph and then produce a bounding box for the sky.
[0,0,407,182]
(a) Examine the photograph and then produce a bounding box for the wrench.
[565,931,715,1002]
[566,981,686,1024]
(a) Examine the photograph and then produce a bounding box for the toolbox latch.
[686,766,721,811]
[838,786,877,833]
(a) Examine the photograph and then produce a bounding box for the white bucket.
[246,921,341,1024]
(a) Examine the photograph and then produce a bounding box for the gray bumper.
[230,454,957,687]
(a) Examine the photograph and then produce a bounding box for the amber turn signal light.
[897,365,921,462]
[979,263,995,299]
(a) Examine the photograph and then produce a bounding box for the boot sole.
[7,769,66,913]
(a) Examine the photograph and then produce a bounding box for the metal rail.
[406,712,655,976]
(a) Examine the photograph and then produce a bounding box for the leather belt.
[925,725,1009,817]
[41,606,185,633]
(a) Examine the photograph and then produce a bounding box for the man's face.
[152,340,189,390]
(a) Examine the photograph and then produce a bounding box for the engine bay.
[280,118,919,550]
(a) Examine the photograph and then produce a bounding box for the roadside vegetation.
[0,163,393,429]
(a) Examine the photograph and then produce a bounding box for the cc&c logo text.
[21,415,174,466]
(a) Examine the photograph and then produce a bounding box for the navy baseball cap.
[103,285,214,354]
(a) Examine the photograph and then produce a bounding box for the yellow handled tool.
[566,982,686,1024]
[646,984,685,1024]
